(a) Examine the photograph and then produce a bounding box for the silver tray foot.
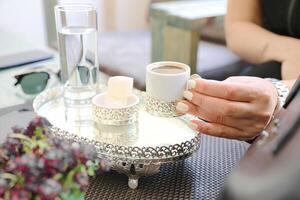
[128,177,139,189]
[114,162,161,189]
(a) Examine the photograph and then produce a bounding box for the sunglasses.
[14,67,61,95]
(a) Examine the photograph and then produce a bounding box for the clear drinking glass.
[55,4,99,123]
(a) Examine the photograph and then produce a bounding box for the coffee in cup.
[151,65,187,74]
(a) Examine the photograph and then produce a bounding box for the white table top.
[0,30,108,109]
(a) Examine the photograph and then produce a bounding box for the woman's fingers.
[189,120,256,140]
[188,78,256,102]
[177,100,229,123]
[176,100,198,116]
[177,100,259,131]
[182,90,250,118]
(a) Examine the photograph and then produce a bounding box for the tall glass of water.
[55,4,99,123]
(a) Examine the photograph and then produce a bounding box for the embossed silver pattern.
[92,103,139,125]
[49,126,200,162]
[145,94,181,117]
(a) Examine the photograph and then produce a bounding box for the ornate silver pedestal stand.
[33,87,201,189]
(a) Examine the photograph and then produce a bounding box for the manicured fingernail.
[188,122,198,131]
[183,90,193,101]
[190,74,201,79]
[187,79,196,90]
[176,102,189,113]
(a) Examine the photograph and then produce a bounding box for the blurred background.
[1,0,245,93]
[0,0,151,46]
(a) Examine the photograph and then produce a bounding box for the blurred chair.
[150,0,228,74]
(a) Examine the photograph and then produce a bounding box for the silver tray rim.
[33,86,201,163]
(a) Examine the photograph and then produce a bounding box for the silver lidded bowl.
[92,92,140,126]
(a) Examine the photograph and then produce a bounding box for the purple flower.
[10,187,31,200]
[0,178,8,197]
[24,117,45,137]
[75,172,89,191]
[11,126,24,134]
[0,116,109,199]
[4,137,24,157]
[37,179,62,200]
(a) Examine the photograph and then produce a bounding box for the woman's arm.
[225,0,300,80]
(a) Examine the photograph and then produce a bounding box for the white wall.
[103,0,151,32]
[58,0,151,32]
[0,0,47,46]
[115,0,150,31]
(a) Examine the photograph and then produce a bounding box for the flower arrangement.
[0,117,109,200]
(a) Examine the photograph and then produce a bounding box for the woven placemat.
[86,135,249,200]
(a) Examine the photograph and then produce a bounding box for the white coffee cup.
[146,61,190,117]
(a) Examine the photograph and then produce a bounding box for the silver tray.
[33,86,201,189]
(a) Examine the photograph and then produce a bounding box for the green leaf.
[1,173,17,182]
[87,166,95,176]
[63,170,76,189]
[33,196,41,200]
[4,191,10,200]
[15,172,25,185]
[1,173,17,188]
[34,127,43,137]
[63,165,81,190]
[8,133,31,142]
[78,164,86,173]
[53,173,63,181]
[60,191,85,200]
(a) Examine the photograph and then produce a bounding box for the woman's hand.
[176,76,278,140]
